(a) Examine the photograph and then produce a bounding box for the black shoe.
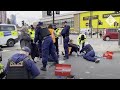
[63,57,69,60]
[34,61,37,63]
[49,62,58,68]
[40,67,47,71]
[62,52,65,55]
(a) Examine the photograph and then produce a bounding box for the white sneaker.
[95,59,100,63]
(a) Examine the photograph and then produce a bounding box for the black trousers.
[54,38,59,55]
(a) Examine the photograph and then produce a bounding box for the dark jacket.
[34,27,50,43]
[5,53,40,79]
[61,25,70,38]
[80,44,93,54]
[20,32,32,49]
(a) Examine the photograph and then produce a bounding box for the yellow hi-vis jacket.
[28,29,35,40]
[77,34,86,46]
[54,28,61,38]
[0,63,4,74]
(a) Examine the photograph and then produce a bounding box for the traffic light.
[98,20,103,25]
[114,21,119,26]
[86,23,89,26]
[22,20,24,26]
[47,11,52,16]
[56,11,60,14]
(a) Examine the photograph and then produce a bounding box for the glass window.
[0,25,15,31]
[109,29,117,32]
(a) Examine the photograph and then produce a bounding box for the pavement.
[1,34,120,79]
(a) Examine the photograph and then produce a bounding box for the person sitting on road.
[68,39,80,56]
[4,46,40,79]
[80,43,100,63]
[62,39,80,56]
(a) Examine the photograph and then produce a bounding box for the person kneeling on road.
[68,39,80,56]
[4,46,40,79]
[80,44,100,63]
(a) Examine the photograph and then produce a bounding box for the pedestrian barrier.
[55,64,71,76]
[103,51,113,60]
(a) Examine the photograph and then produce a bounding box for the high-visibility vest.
[54,28,61,38]
[49,29,56,43]
[28,29,35,40]
[0,63,4,74]
[77,34,87,46]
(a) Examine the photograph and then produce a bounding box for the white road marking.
[59,60,65,64]
[90,66,94,68]
[2,50,11,52]
[85,71,90,74]
[79,78,84,79]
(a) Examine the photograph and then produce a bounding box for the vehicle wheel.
[7,39,15,47]
[105,37,110,41]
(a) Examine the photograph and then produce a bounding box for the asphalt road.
[1,34,120,79]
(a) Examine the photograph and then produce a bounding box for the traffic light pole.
[119,18,120,47]
[97,19,99,38]
[90,11,93,38]
[53,11,54,24]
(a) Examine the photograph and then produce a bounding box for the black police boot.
[63,57,69,60]
[40,67,47,71]
[49,61,59,68]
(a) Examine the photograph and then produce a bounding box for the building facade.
[0,11,7,24]
[39,11,118,33]
[10,14,16,25]
[42,11,60,18]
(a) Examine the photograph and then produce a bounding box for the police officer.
[53,24,61,56]
[77,32,86,49]
[34,22,59,71]
[28,25,35,40]
[5,47,40,79]
[61,21,70,60]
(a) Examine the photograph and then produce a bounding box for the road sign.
[106,15,116,26]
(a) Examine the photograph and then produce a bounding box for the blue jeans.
[83,50,96,62]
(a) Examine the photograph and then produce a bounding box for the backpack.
[81,34,85,40]
[6,57,31,79]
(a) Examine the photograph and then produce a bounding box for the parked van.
[103,28,118,41]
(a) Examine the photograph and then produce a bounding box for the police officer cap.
[22,47,31,53]
[37,22,43,26]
